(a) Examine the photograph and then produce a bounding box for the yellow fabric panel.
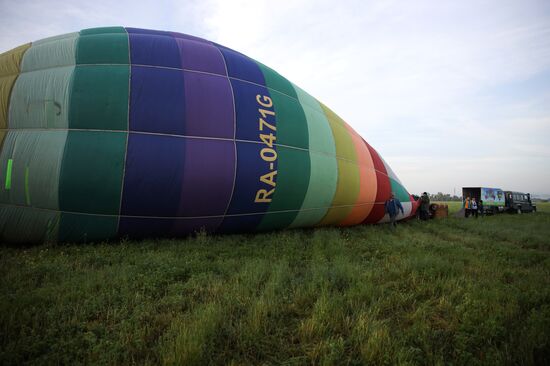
[0,130,6,150]
[0,43,31,76]
[0,75,17,129]
[318,159,360,226]
[320,103,357,161]
[0,43,30,129]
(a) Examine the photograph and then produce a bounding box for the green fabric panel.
[292,85,336,155]
[0,205,59,243]
[0,130,67,209]
[76,33,129,65]
[8,66,74,128]
[258,64,309,149]
[390,178,410,203]
[58,213,118,243]
[256,146,310,231]
[257,63,297,99]
[290,151,338,227]
[21,33,78,72]
[0,43,30,129]
[59,131,126,215]
[69,65,129,130]
[80,27,127,35]
[318,159,360,226]
[290,85,338,228]
[269,91,309,149]
[320,104,356,161]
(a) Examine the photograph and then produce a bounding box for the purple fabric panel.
[170,31,210,43]
[177,138,235,217]
[172,217,224,236]
[184,71,234,138]
[174,38,226,75]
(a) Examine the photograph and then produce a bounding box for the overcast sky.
[1,0,549,196]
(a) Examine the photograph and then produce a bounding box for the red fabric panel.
[362,140,391,223]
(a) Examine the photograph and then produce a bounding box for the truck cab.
[504,191,537,213]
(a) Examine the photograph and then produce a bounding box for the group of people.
[384,192,486,227]
[463,196,483,218]
[384,191,431,228]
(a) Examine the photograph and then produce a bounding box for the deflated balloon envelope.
[0,27,414,243]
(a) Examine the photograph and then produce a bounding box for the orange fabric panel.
[339,123,377,226]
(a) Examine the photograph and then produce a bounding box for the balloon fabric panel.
[129,66,185,135]
[183,71,234,139]
[128,33,180,68]
[363,141,391,223]
[76,33,129,65]
[120,133,186,217]
[339,128,377,226]
[59,131,126,215]
[174,37,226,75]
[0,27,416,243]
[70,65,129,130]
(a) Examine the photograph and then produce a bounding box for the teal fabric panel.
[76,33,129,65]
[291,85,338,227]
[0,130,67,209]
[80,27,127,36]
[20,32,78,72]
[0,205,59,243]
[390,178,410,203]
[59,131,126,215]
[290,151,338,227]
[8,66,74,128]
[69,65,129,130]
[58,213,118,243]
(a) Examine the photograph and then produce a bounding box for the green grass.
[1,203,550,365]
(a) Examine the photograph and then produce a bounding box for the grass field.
[1,203,549,365]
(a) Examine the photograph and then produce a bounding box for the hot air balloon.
[0,27,416,243]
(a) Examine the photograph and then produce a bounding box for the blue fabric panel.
[217,213,265,234]
[231,78,274,142]
[120,133,185,217]
[129,66,185,135]
[128,33,180,68]
[216,45,265,85]
[118,217,175,239]
[126,28,173,36]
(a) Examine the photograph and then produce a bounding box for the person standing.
[478,199,484,217]
[464,196,471,218]
[385,192,404,228]
[420,192,430,220]
[471,198,478,218]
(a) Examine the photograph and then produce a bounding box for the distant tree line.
[429,192,462,202]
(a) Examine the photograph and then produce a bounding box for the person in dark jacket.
[385,192,404,227]
[478,199,484,217]
[420,192,430,220]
